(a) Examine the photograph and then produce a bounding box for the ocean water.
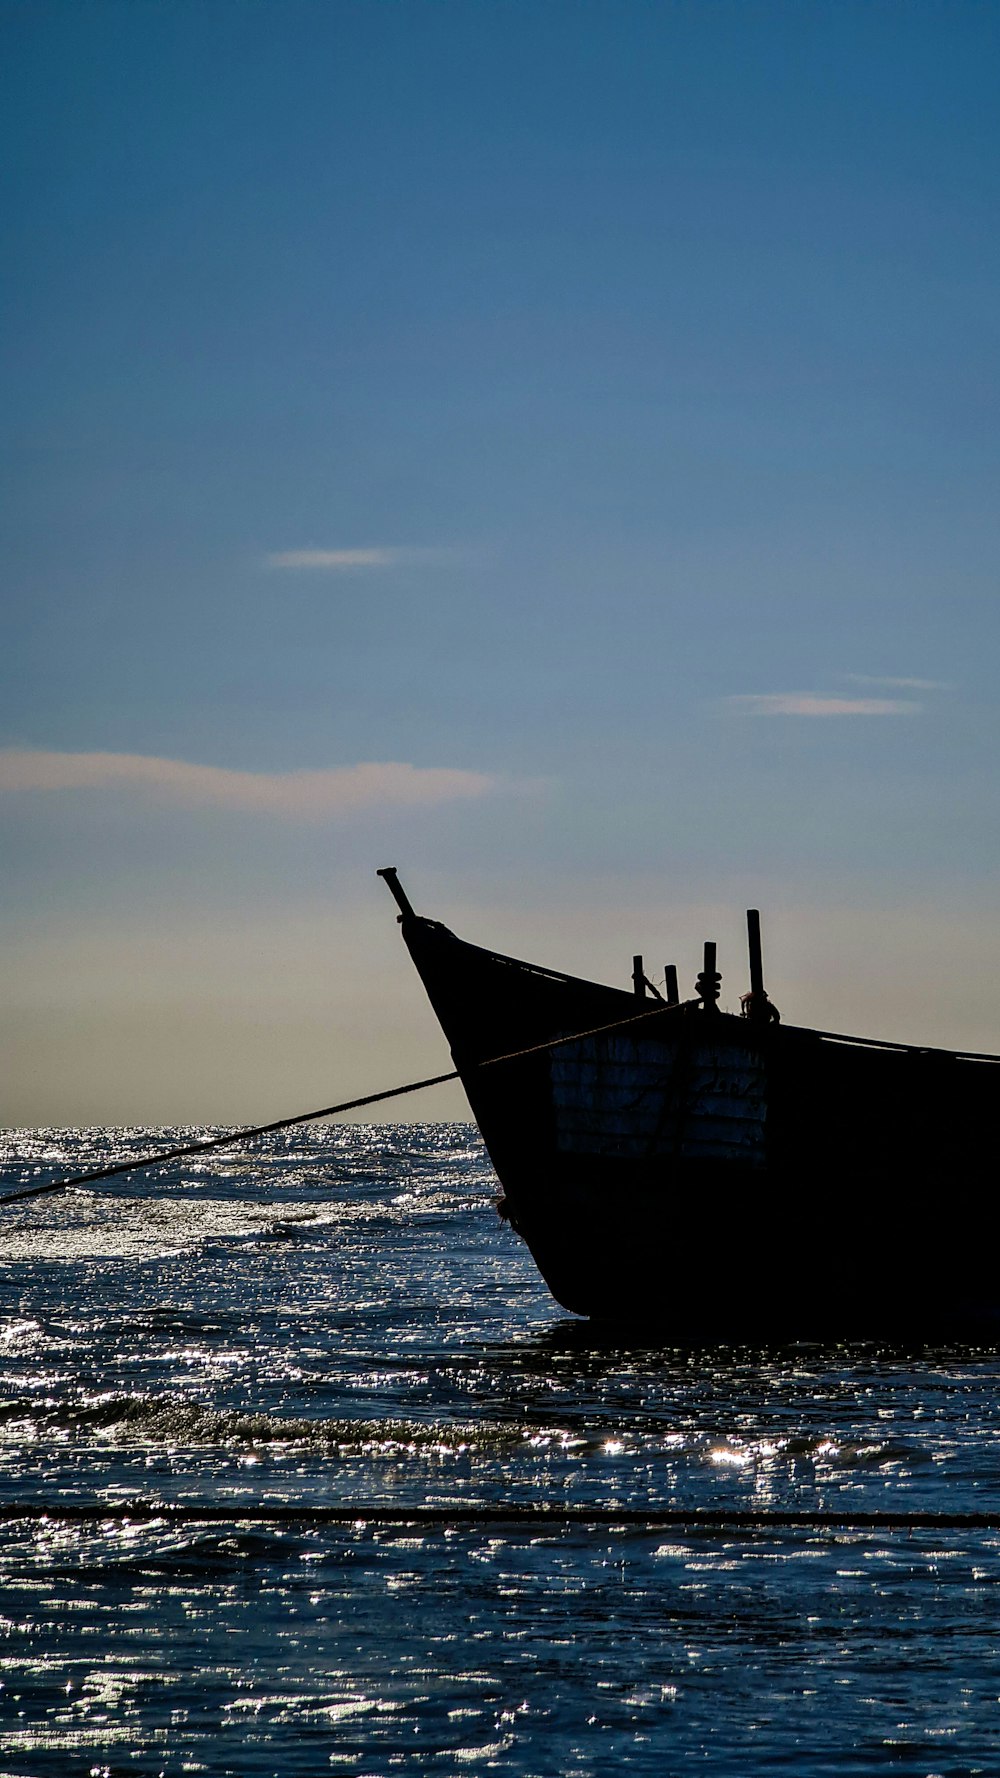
[1,1125,999,1776]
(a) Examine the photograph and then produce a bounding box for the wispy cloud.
[724,694,921,717]
[266,546,450,571]
[0,750,498,818]
[843,674,953,692]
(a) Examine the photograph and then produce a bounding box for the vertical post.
[697,941,720,1009]
[665,964,679,1007]
[747,908,765,1002]
[743,909,780,1022]
[632,955,645,999]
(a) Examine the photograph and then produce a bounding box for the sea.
[1,1123,999,1777]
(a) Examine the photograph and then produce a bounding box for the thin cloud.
[724,694,921,717]
[843,674,953,692]
[266,547,451,570]
[0,750,498,819]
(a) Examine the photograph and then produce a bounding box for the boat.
[378,869,1000,1337]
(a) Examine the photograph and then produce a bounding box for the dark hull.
[399,912,1000,1336]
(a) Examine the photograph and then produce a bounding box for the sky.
[2,0,999,1123]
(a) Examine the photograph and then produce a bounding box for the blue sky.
[3,0,999,1120]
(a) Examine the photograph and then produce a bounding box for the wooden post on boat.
[377,867,416,920]
[665,964,679,1007]
[743,908,779,1022]
[747,909,764,1005]
[696,942,720,1010]
[632,955,645,999]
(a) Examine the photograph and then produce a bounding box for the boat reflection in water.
[379,869,1000,1339]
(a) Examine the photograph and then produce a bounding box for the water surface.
[1,1124,998,1774]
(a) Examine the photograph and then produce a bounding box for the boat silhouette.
[380,868,1000,1337]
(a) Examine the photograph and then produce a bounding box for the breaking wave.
[0,1390,528,1454]
[0,1389,923,1474]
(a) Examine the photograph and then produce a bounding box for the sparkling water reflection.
[1,1123,999,1773]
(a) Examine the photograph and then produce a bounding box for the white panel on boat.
[549,1032,766,1166]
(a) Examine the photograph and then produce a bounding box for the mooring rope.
[0,998,696,1208]
[0,1071,462,1208]
[1,1501,999,1533]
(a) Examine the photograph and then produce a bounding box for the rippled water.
[1,1124,999,1774]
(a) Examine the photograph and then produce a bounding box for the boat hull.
[399,913,1000,1335]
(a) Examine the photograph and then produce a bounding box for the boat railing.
[792,1024,1000,1066]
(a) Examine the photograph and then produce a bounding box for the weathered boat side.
[549,1027,768,1165]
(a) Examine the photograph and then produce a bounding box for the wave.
[0,1390,923,1473]
[0,1390,527,1454]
